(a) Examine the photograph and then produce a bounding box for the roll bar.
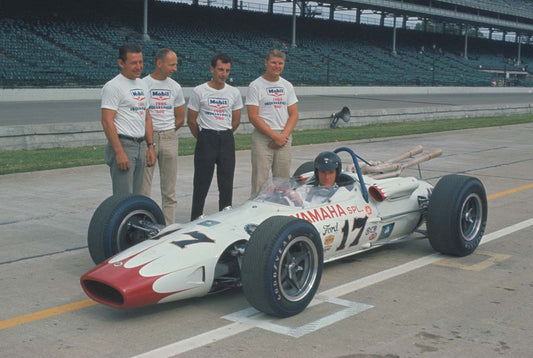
[334,147,369,203]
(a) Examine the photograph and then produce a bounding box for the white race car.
[81,146,487,317]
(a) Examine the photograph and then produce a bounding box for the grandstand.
[1,0,532,88]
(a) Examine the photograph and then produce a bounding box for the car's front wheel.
[87,194,165,264]
[241,216,323,317]
[427,175,487,256]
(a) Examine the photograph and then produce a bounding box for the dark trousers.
[191,129,235,221]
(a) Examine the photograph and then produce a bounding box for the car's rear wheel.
[88,194,165,264]
[427,175,487,256]
[242,216,323,317]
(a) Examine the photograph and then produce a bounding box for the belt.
[200,128,232,135]
[118,134,144,143]
[153,128,175,133]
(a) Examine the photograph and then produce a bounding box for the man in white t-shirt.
[101,44,156,195]
[141,48,185,225]
[246,49,298,196]
[187,53,243,221]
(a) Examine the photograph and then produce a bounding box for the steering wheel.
[273,187,303,207]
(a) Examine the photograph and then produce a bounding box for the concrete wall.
[2,103,532,151]
[1,86,533,151]
[2,86,533,102]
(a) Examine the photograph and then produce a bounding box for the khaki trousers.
[251,129,292,196]
[142,129,178,225]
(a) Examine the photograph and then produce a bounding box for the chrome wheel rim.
[460,193,483,242]
[116,209,158,251]
[278,236,318,302]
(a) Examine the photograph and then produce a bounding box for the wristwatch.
[147,142,155,147]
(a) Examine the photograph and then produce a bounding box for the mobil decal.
[150,89,171,101]
[130,88,145,101]
[267,87,285,97]
[209,97,229,109]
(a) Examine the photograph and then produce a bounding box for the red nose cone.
[80,260,186,309]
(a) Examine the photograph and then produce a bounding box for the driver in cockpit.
[258,151,346,206]
[286,151,343,206]
[312,151,342,188]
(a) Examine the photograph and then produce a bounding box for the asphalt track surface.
[1,120,533,357]
[2,92,533,126]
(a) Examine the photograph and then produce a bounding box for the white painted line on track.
[223,296,374,338]
[131,218,533,358]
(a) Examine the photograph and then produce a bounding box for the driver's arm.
[286,188,303,207]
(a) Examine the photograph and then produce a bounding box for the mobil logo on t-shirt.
[130,88,145,101]
[267,87,285,98]
[209,97,229,110]
[266,87,285,108]
[150,89,170,101]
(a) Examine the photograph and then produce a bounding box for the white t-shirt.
[245,76,298,130]
[187,82,243,131]
[143,75,185,131]
[101,73,148,138]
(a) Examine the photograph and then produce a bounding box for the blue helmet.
[313,151,342,179]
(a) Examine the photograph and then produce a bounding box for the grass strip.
[1,114,532,175]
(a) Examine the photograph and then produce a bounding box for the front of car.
[80,179,308,309]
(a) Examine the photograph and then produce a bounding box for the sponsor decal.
[150,89,170,101]
[292,204,367,223]
[130,88,145,101]
[291,204,348,223]
[324,235,335,245]
[346,205,364,215]
[322,223,339,236]
[324,234,335,251]
[266,87,286,109]
[209,97,230,109]
[379,223,395,240]
[267,87,285,97]
[365,225,378,235]
[365,205,373,216]
[206,98,230,120]
[198,220,220,227]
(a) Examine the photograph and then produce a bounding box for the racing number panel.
[337,217,368,251]
[172,231,215,249]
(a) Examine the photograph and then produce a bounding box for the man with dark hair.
[101,43,156,195]
[313,151,342,188]
[246,49,299,196]
[141,48,185,224]
[187,53,243,220]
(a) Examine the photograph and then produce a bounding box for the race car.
[80,146,487,317]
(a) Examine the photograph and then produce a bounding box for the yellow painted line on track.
[0,299,97,330]
[434,250,512,271]
[487,183,533,200]
[1,182,532,331]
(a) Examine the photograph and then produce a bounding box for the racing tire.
[87,194,165,264]
[241,216,323,317]
[427,175,487,256]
